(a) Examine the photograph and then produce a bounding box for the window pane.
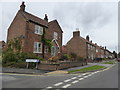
[33,42,42,53]
[38,43,42,52]
[34,42,37,52]
[54,32,58,39]
[35,25,38,34]
[39,26,43,35]
[35,25,43,35]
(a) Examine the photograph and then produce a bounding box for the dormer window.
[54,32,58,40]
[35,25,43,35]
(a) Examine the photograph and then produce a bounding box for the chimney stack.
[20,2,25,11]
[44,14,48,22]
[73,30,80,37]
[86,35,89,41]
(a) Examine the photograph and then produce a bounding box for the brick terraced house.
[64,30,96,60]
[7,2,63,59]
[63,30,114,61]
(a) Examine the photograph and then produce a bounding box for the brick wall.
[38,61,87,70]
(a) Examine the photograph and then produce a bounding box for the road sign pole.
[26,62,29,69]
[36,62,38,69]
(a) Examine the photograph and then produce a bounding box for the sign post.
[26,59,40,69]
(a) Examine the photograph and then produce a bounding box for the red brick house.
[63,30,114,61]
[104,47,114,59]
[64,30,96,60]
[94,43,101,58]
[7,2,63,59]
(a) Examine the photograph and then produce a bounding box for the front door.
[51,46,56,56]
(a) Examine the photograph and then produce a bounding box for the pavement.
[1,60,115,75]
[2,67,51,75]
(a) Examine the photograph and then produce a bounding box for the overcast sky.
[0,1,118,52]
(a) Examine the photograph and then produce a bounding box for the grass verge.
[102,62,114,64]
[68,65,106,73]
[102,60,117,64]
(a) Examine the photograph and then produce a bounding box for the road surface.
[1,63,119,89]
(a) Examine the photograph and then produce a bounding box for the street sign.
[26,59,40,69]
[26,59,40,63]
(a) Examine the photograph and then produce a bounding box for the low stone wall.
[38,61,87,70]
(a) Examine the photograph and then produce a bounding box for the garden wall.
[38,61,87,70]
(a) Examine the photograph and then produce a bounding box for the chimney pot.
[86,35,89,41]
[44,14,48,22]
[20,2,25,11]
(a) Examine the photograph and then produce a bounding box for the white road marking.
[79,78,84,80]
[84,76,88,78]
[64,79,71,82]
[78,75,82,77]
[94,72,98,73]
[71,77,77,79]
[82,73,88,75]
[72,80,79,84]
[88,74,92,77]
[54,82,63,86]
[96,71,100,73]
[92,72,96,74]
[46,86,52,88]
[62,84,71,88]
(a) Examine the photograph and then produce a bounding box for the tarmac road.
[1,63,119,89]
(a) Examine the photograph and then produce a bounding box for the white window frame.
[35,25,43,35]
[54,32,58,40]
[96,49,98,52]
[33,42,42,53]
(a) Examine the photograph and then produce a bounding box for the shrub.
[48,56,59,62]
[2,51,18,63]
[77,56,84,61]
[3,62,16,67]
[60,54,71,60]
[70,53,77,59]
[2,51,44,67]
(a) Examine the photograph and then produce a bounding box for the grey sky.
[0,1,118,52]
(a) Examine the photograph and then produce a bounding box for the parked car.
[116,58,120,62]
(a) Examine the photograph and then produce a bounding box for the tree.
[6,37,22,53]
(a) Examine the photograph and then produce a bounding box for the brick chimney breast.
[73,31,80,37]
[44,14,48,22]
[20,2,25,11]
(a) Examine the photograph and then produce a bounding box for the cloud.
[53,2,113,32]
[53,2,117,52]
